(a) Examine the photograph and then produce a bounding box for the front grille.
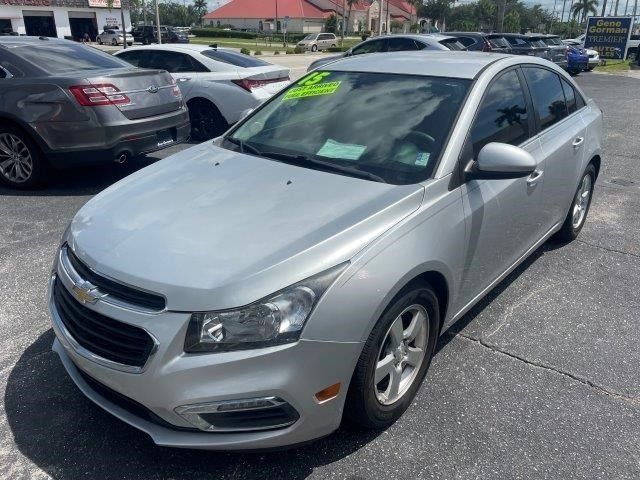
[76,368,197,432]
[66,247,166,311]
[53,277,155,368]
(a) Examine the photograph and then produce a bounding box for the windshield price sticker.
[284,71,341,100]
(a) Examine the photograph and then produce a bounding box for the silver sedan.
[49,52,602,450]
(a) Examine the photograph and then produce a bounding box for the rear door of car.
[385,37,423,52]
[457,67,546,302]
[521,66,587,226]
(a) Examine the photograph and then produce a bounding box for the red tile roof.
[203,0,328,20]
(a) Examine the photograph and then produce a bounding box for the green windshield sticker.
[284,81,341,100]
[317,138,366,161]
[284,71,341,100]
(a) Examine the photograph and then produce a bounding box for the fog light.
[175,396,299,432]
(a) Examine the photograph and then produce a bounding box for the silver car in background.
[96,29,132,46]
[0,36,190,188]
[296,32,338,52]
[49,52,602,450]
[307,34,466,71]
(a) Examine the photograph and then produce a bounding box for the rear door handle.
[527,169,544,186]
[572,137,584,148]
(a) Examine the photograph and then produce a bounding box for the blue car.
[566,46,589,75]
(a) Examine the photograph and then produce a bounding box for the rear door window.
[468,69,531,157]
[440,38,466,51]
[487,36,510,48]
[523,67,568,130]
[561,78,577,114]
[116,50,146,67]
[146,51,207,73]
[385,37,421,52]
[352,39,385,55]
[457,36,477,48]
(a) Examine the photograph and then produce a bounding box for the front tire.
[311,44,318,52]
[344,282,440,429]
[0,124,47,188]
[554,163,596,243]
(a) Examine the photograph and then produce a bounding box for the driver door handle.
[572,137,584,148]
[527,169,544,186]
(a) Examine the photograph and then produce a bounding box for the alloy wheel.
[0,133,33,184]
[571,174,592,229]
[374,304,428,405]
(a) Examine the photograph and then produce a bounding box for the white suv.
[296,33,338,52]
[115,45,290,140]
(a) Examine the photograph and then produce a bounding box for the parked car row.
[0,36,291,188]
[308,32,594,76]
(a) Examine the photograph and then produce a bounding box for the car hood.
[68,142,425,311]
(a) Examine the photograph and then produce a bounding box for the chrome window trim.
[49,274,159,374]
[59,245,167,314]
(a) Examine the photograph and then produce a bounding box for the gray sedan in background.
[0,36,190,188]
[307,34,466,71]
[49,52,602,450]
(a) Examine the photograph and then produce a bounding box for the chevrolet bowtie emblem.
[71,281,103,304]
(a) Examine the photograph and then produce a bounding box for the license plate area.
[156,128,176,148]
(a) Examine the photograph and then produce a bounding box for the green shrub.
[361,30,371,41]
[286,48,295,54]
[240,47,250,55]
[254,50,262,55]
[294,46,305,54]
[190,28,307,43]
[274,50,280,55]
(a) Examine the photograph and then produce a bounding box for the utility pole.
[143,0,147,25]
[561,0,567,24]
[378,0,383,35]
[615,0,620,14]
[625,0,630,15]
[341,0,346,43]
[155,0,161,44]
[120,0,127,48]
[275,0,278,32]
[633,0,638,34]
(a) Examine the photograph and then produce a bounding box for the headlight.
[184,263,348,353]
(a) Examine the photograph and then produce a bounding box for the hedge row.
[191,28,308,43]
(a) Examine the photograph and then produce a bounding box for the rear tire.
[143,37,150,45]
[112,38,118,46]
[187,99,228,141]
[0,123,47,189]
[344,282,440,429]
[554,163,596,243]
[97,38,102,45]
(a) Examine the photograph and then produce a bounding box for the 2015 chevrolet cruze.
[49,52,602,450]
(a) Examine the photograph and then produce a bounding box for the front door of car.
[522,67,587,228]
[456,68,547,306]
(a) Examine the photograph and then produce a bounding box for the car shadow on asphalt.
[0,142,199,197]
[4,242,559,480]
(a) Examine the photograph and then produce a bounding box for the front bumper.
[38,108,190,168]
[49,272,361,450]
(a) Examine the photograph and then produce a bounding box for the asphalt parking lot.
[1,72,639,479]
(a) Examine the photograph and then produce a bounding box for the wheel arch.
[0,114,49,157]
[589,154,601,179]
[186,96,231,126]
[392,270,450,330]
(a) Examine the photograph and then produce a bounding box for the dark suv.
[501,33,548,57]
[0,36,189,188]
[445,32,512,53]
[132,25,189,44]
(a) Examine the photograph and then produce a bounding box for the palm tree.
[193,0,208,27]
[571,0,598,24]
[346,0,359,34]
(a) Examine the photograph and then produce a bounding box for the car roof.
[0,35,70,48]
[323,51,511,79]
[118,44,233,54]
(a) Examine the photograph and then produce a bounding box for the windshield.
[226,71,470,185]
[487,36,509,48]
[440,39,466,51]
[12,42,130,74]
[545,37,563,46]
[303,34,316,41]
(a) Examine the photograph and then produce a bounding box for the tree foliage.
[442,0,556,33]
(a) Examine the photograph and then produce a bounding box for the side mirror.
[466,142,536,181]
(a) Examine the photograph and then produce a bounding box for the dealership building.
[0,0,131,40]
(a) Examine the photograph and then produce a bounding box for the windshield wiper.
[224,138,386,183]
[259,151,387,184]
[224,137,262,156]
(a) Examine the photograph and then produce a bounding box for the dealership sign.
[88,0,121,7]
[584,16,632,59]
